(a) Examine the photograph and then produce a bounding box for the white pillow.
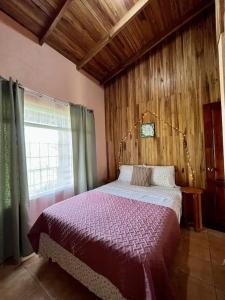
[118,164,176,187]
[150,166,176,187]
[118,165,133,183]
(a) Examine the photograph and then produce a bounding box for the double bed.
[28,174,182,300]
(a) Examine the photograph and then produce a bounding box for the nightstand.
[181,187,204,232]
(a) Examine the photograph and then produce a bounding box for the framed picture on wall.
[140,123,155,138]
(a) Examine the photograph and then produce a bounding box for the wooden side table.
[181,187,204,232]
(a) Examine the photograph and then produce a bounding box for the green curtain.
[70,104,97,194]
[0,78,32,263]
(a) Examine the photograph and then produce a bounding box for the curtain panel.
[0,78,32,263]
[70,104,97,194]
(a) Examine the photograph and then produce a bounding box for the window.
[24,92,74,200]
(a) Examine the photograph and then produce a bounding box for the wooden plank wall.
[105,10,220,188]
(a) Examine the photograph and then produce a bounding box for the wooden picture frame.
[140,123,155,138]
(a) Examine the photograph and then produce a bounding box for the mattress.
[96,181,182,221]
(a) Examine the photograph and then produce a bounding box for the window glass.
[24,92,73,199]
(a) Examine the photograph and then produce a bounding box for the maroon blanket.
[28,191,180,300]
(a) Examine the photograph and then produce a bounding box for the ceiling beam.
[101,0,214,85]
[77,0,150,70]
[40,0,72,45]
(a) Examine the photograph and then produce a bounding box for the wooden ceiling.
[0,0,214,84]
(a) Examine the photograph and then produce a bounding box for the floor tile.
[181,227,209,241]
[216,288,225,300]
[178,236,211,262]
[212,264,225,292]
[0,264,49,300]
[22,254,46,274]
[0,264,23,285]
[208,229,225,241]
[210,244,225,265]
[21,253,39,264]
[24,259,99,300]
[171,270,216,300]
[208,230,225,254]
[174,252,213,285]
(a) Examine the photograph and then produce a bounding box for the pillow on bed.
[118,165,133,182]
[131,166,151,186]
[150,166,176,187]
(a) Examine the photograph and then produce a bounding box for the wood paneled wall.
[105,10,220,188]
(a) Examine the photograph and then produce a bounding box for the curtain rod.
[21,85,94,113]
[0,75,93,112]
[22,86,69,107]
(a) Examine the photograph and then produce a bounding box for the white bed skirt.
[39,233,125,300]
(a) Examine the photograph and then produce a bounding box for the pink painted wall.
[0,11,107,183]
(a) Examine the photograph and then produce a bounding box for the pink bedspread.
[28,190,180,300]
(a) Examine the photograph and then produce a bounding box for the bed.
[28,174,181,300]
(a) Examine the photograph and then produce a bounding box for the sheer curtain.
[24,92,74,224]
[0,78,31,263]
[70,104,97,194]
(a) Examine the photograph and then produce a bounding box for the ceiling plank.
[40,0,72,45]
[79,0,108,34]
[102,0,214,85]
[77,0,150,70]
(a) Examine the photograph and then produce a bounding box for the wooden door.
[203,101,225,231]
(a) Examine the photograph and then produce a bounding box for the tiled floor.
[171,228,225,300]
[0,228,224,300]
